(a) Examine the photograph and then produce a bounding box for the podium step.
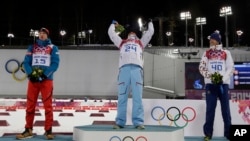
[73,125,184,141]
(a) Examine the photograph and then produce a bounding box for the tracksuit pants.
[116,64,144,127]
[25,79,54,131]
[203,84,231,138]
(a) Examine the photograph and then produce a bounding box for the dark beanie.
[124,22,141,37]
[39,27,49,36]
[210,31,221,44]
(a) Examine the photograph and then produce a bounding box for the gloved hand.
[147,18,152,23]
[38,74,47,82]
[141,18,152,31]
[28,68,46,82]
[28,74,39,82]
[112,20,118,24]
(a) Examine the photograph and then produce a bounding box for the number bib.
[119,40,143,68]
[32,54,51,66]
[206,49,227,73]
[32,44,53,66]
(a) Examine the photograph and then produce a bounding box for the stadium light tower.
[78,31,85,45]
[7,33,14,46]
[196,17,206,48]
[138,17,143,31]
[180,11,191,47]
[166,31,171,46]
[88,29,93,44]
[236,30,243,47]
[29,29,39,43]
[60,30,66,46]
[220,6,232,47]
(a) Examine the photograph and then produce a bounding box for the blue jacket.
[23,38,60,80]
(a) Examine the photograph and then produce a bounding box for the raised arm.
[140,20,154,48]
[108,21,122,47]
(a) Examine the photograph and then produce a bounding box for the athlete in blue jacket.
[16,27,60,140]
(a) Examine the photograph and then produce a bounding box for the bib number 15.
[32,55,50,66]
[34,58,46,64]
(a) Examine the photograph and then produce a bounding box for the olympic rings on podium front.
[182,106,196,122]
[151,106,196,128]
[122,136,134,141]
[109,136,121,141]
[109,135,147,141]
[5,59,27,82]
[166,106,181,121]
[134,136,147,141]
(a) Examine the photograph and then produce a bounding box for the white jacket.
[199,44,235,84]
[108,22,154,68]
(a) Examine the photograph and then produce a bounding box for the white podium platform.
[73,125,184,141]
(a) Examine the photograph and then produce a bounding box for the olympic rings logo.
[109,136,147,141]
[5,59,27,82]
[151,106,196,128]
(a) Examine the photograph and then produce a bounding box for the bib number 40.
[211,64,222,71]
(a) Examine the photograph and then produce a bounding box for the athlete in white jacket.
[199,30,234,141]
[108,19,154,129]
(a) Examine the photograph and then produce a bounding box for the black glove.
[218,81,223,85]
[28,73,47,82]
[112,20,118,25]
[38,74,47,82]
[141,18,153,31]
[28,74,39,82]
[147,18,152,23]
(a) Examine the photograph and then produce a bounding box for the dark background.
[1,0,250,46]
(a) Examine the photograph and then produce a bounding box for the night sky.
[1,0,250,47]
